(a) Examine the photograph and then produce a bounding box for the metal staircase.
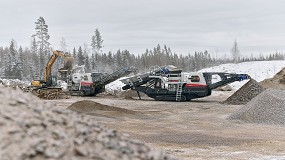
[176,83,183,101]
[147,79,156,88]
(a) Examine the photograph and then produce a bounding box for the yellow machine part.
[31,80,43,87]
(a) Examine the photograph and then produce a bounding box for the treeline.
[1,16,285,80]
[1,41,285,80]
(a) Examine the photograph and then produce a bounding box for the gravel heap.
[0,85,174,160]
[259,67,285,89]
[228,89,285,125]
[68,100,138,115]
[223,79,265,105]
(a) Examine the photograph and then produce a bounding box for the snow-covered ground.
[106,60,285,92]
[199,60,285,89]
[105,77,127,94]
[0,79,31,87]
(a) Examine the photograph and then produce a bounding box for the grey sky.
[1,0,285,56]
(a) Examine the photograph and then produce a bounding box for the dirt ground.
[51,92,285,160]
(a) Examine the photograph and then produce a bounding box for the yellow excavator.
[31,50,73,99]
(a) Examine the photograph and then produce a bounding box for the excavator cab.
[51,76,58,87]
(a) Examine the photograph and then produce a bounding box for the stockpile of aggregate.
[0,85,174,160]
[228,89,285,125]
[260,67,285,90]
[223,79,265,105]
[68,100,138,115]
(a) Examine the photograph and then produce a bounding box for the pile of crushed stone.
[228,89,285,125]
[223,79,265,105]
[68,100,138,115]
[0,85,174,160]
[260,67,285,89]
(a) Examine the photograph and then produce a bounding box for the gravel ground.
[0,85,175,160]
[223,79,265,105]
[229,89,285,125]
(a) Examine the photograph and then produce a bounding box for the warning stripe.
[80,81,93,86]
[185,83,207,87]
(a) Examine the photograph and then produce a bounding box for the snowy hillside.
[106,61,285,92]
[199,60,285,89]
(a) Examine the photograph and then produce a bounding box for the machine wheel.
[180,95,186,102]
[186,94,196,101]
[186,96,192,101]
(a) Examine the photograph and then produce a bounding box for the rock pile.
[228,89,285,125]
[223,79,265,105]
[259,67,285,89]
[0,85,174,160]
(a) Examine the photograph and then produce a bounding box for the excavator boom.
[44,50,65,86]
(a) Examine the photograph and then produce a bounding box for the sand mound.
[229,89,285,125]
[68,100,138,115]
[260,67,285,89]
[0,85,174,160]
[223,79,265,105]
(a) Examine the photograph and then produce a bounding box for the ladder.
[176,83,183,101]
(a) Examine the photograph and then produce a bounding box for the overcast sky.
[1,0,285,56]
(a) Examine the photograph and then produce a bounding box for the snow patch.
[199,60,285,90]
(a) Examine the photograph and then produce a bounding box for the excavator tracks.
[32,88,70,100]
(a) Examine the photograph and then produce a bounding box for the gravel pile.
[68,100,138,115]
[259,67,285,90]
[223,79,265,105]
[0,85,174,160]
[228,89,285,125]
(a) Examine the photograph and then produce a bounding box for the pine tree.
[115,50,122,69]
[107,51,113,69]
[33,17,51,78]
[91,28,104,70]
[231,39,240,63]
[31,37,39,79]
[72,47,77,65]
[4,40,22,79]
[84,54,91,72]
[77,46,84,66]
[0,47,4,76]
[17,46,24,79]
[91,53,96,71]
[91,28,104,54]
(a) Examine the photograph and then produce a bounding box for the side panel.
[184,84,211,98]
[80,81,94,96]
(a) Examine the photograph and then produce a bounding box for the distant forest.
[1,17,285,80]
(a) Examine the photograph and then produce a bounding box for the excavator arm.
[44,50,65,86]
